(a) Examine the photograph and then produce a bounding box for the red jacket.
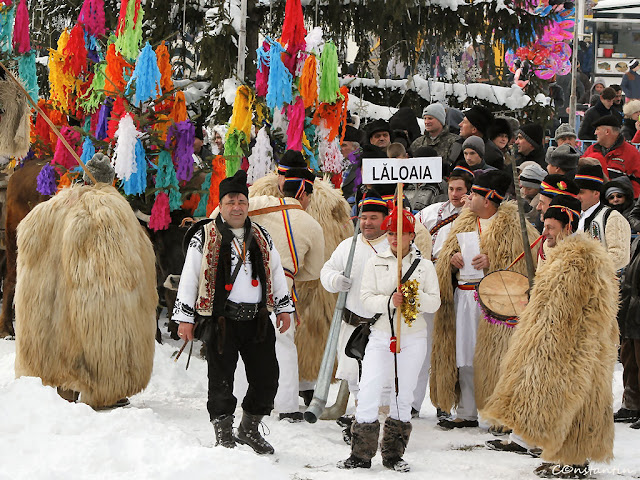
[583,136,640,198]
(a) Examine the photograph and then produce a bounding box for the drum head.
[477,271,529,319]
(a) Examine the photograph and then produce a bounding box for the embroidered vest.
[589,206,611,249]
[195,221,274,316]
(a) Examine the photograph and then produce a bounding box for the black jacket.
[621,117,637,142]
[578,100,611,140]
[618,237,640,339]
[515,146,546,168]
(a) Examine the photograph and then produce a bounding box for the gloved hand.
[335,274,352,292]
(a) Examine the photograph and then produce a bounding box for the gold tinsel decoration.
[400,279,420,327]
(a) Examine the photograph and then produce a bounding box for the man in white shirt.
[411,167,472,417]
[173,170,294,455]
[575,164,631,272]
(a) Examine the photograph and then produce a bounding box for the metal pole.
[569,0,582,128]
[237,0,248,82]
[509,152,535,287]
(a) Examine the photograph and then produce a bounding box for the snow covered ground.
[0,329,638,480]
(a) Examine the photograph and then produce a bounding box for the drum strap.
[506,235,544,270]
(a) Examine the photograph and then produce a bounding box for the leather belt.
[342,309,374,326]
[249,204,303,216]
[225,301,259,321]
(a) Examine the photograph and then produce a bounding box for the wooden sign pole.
[395,182,403,351]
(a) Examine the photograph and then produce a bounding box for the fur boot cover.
[429,201,539,412]
[381,417,412,461]
[0,78,31,159]
[14,184,158,408]
[249,173,353,381]
[480,233,618,465]
[351,420,381,461]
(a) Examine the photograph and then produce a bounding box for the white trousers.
[355,328,427,424]
[273,314,299,414]
[454,288,481,367]
[336,321,360,396]
[456,366,477,421]
[411,312,434,411]
[510,432,534,450]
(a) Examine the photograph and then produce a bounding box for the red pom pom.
[389,336,400,353]
[225,284,233,291]
[251,279,259,287]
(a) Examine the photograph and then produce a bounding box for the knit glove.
[334,274,352,292]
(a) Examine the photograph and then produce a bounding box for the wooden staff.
[0,61,98,185]
[395,182,403,351]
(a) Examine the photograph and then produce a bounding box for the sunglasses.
[608,193,625,199]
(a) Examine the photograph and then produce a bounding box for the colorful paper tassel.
[299,54,318,108]
[265,38,292,110]
[126,42,162,106]
[247,126,274,184]
[12,0,29,54]
[148,191,170,231]
[36,164,57,196]
[165,120,195,182]
[63,24,88,76]
[318,42,340,103]
[52,126,82,170]
[115,0,144,60]
[155,149,182,210]
[0,5,15,54]
[286,96,305,151]
[78,0,106,38]
[193,173,211,217]
[123,138,147,195]
[18,52,38,100]
[113,113,141,181]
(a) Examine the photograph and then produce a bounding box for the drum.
[476,270,530,323]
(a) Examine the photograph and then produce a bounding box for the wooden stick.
[395,182,403,351]
[174,339,189,362]
[0,61,98,185]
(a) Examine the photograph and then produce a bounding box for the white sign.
[362,157,442,184]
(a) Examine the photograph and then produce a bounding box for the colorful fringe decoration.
[95,100,111,140]
[224,130,247,177]
[299,55,318,108]
[63,24,88,76]
[12,0,29,54]
[49,29,79,112]
[319,134,344,174]
[265,38,292,110]
[154,149,182,210]
[312,86,349,142]
[107,97,127,140]
[318,42,340,103]
[165,120,195,182]
[286,96,305,151]
[81,63,107,113]
[126,42,161,106]
[255,41,270,97]
[113,113,141,181]
[156,41,173,94]
[78,0,106,38]
[52,126,82,170]
[148,191,170,231]
[18,52,38,100]
[228,85,254,141]
[104,43,131,96]
[280,0,306,48]
[36,164,57,196]
[57,171,80,192]
[80,136,95,166]
[206,155,226,213]
[115,0,144,60]
[193,173,211,217]
[123,138,147,195]
[171,91,187,123]
[247,127,274,184]
[0,5,15,54]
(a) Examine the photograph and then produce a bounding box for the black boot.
[337,420,380,469]
[236,412,274,455]
[211,414,235,448]
[381,417,412,472]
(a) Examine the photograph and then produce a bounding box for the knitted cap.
[422,103,446,127]
[83,152,115,185]
[539,174,579,199]
[462,135,485,158]
[518,123,544,150]
[547,144,579,172]
[519,163,547,189]
[464,105,494,137]
[382,206,416,233]
[574,164,605,193]
[544,195,581,231]
[471,170,512,204]
[358,188,389,215]
[554,123,577,141]
[219,169,249,200]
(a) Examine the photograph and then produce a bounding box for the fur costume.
[0,78,31,159]
[481,234,618,465]
[14,184,158,408]
[429,201,539,412]
[249,173,353,381]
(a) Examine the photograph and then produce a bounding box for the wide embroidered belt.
[457,283,479,291]
[225,301,259,321]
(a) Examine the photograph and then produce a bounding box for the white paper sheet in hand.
[456,232,485,280]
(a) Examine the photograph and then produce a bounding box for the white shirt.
[173,223,294,324]
[320,233,389,318]
[416,200,462,259]
[578,202,600,233]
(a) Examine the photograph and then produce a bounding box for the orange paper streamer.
[299,55,318,109]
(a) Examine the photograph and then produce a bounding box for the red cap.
[381,207,416,233]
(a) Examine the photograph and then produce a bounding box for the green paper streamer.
[81,62,106,113]
[318,42,340,104]
[115,0,144,61]
[224,129,248,177]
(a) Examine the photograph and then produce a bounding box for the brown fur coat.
[481,234,618,464]
[249,173,353,380]
[430,201,539,412]
[14,185,158,407]
[0,79,31,159]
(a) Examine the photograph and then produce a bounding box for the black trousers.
[206,316,279,419]
[621,337,640,411]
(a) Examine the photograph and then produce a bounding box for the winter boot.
[236,412,274,455]
[337,420,380,469]
[211,414,236,448]
[381,417,412,472]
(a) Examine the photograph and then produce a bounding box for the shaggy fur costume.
[249,173,353,381]
[14,185,158,408]
[481,234,618,465]
[429,201,539,412]
[0,79,31,159]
